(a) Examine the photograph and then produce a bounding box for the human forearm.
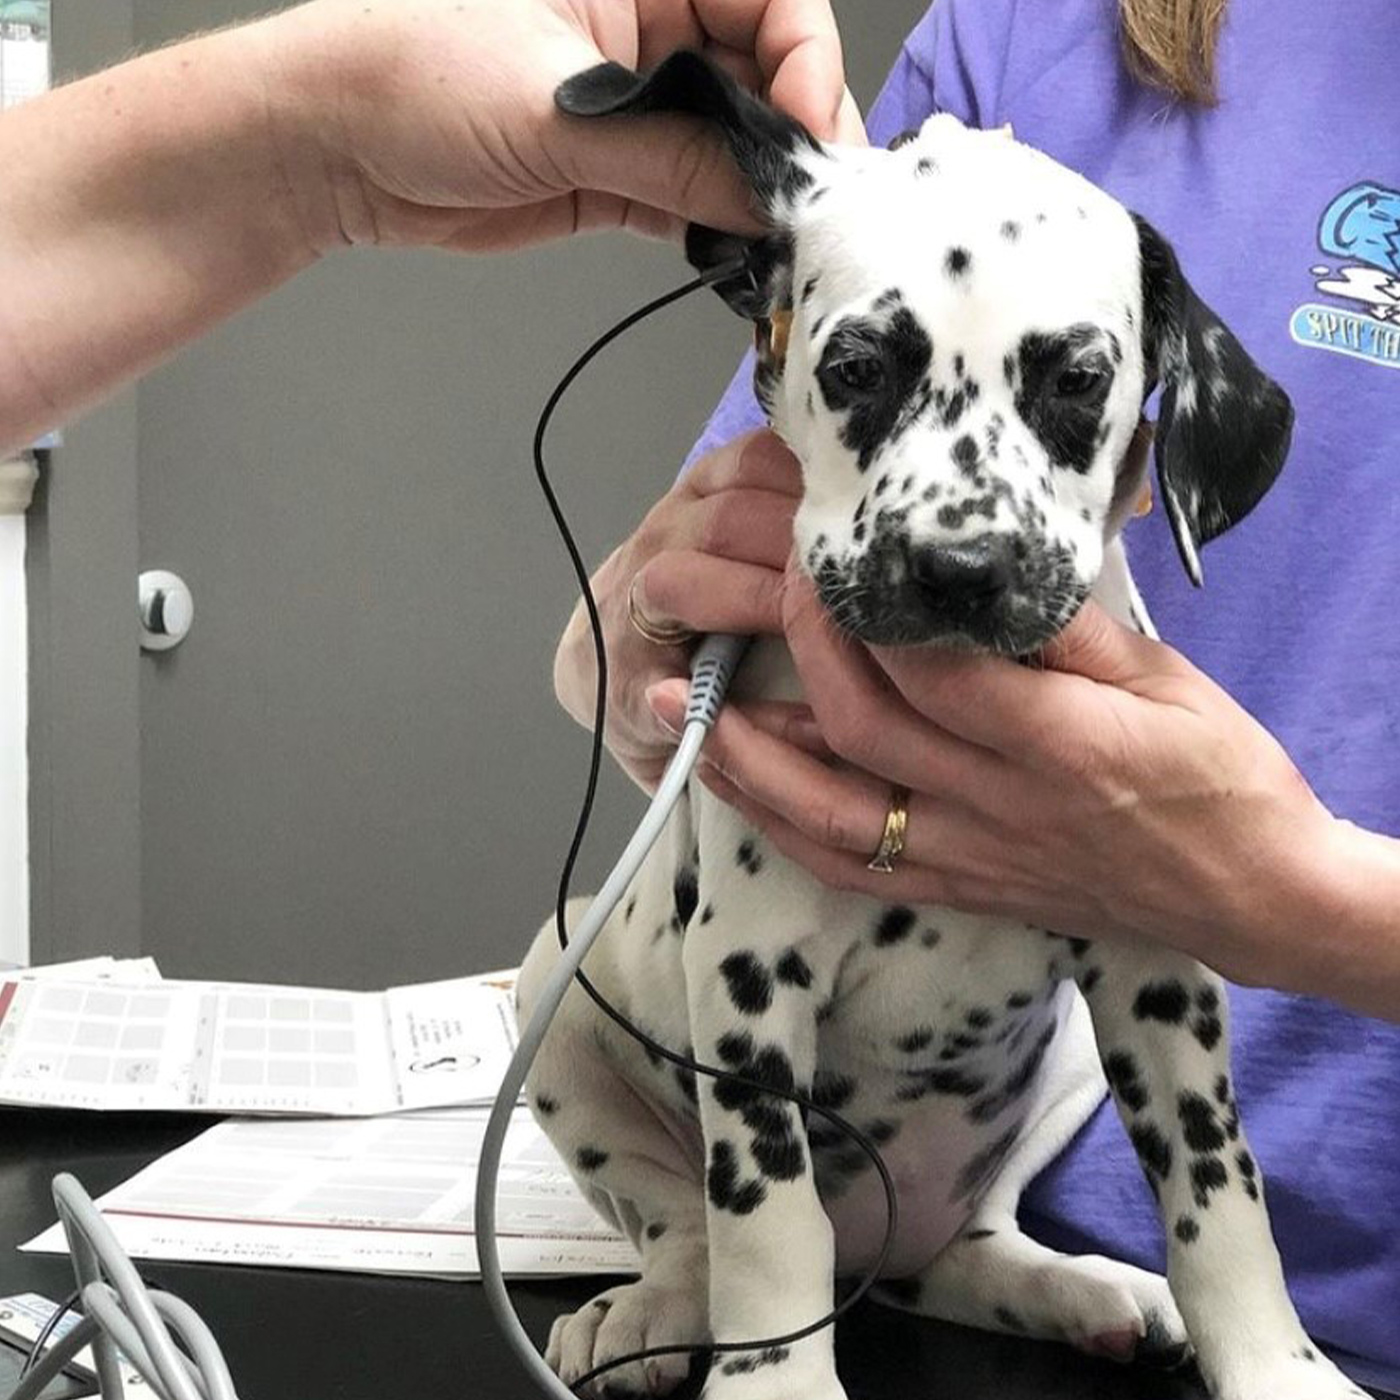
[1278,821,1400,1018]
[0,20,323,453]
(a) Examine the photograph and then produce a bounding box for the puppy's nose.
[909,535,1016,616]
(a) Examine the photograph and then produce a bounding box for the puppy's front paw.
[547,1279,708,1397]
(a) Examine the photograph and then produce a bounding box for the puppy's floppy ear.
[1132,214,1294,586]
[555,50,822,217]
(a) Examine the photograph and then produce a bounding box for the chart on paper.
[0,969,520,1115]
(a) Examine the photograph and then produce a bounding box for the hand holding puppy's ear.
[265,0,856,253]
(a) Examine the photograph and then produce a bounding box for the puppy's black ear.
[1132,215,1294,586]
[556,50,821,217]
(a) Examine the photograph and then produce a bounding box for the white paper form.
[22,1107,639,1278]
[0,971,520,1115]
[0,3,49,111]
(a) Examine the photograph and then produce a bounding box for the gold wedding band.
[867,786,911,873]
[627,575,697,648]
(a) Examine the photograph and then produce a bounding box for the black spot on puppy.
[1175,1214,1200,1244]
[1000,219,1021,241]
[720,1346,791,1376]
[1103,1050,1149,1114]
[720,952,774,1015]
[1191,1155,1229,1207]
[576,1146,610,1173]
[1178,1092,1227,1152]
[707,1140,767,1215]
[945,247,972,278]
[775,948,814,989]
[672,866,698,932]
[801,273,820,304]
[952,434,981,477]
[533,1094,559,1117]
[1133,979,1191,1025]
[953,1124,1019,1200]
[874,906,917,946]
[1192,985,1224,1049]
[736,838,764,875]
[1237,1149,1260,1200]
[646,1220,668,1241]
[811,1070,855,1109]
[1129,1122,1173,1184]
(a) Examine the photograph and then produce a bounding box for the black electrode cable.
[519,261,899,1393]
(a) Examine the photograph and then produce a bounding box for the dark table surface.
[0,1108,1363,1400]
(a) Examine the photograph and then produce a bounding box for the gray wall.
[37,0,926,988]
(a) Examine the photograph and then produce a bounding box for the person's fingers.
[695,39,765,96]
[830,86,865,145]
[633,0,708,70]
[435,191,683,251]
[1035,600,1198,696]
[722,699,831,756]
[697,765,977,906]
[684,430,804,500]
[553,109,764,235]
[869,631,1099,761]
[670,489,797,570]
[634,553,786,635]
[684,0,847,138]
[687,700,994,882]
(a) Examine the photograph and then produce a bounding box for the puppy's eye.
[1054,366,1104,398]
[832,357,886,394]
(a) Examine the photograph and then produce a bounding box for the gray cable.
[475,632,749,1400]
[7,1175,240,1400]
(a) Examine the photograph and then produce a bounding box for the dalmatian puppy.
[516,52,1365,1400]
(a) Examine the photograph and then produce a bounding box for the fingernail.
[646,681,686,737]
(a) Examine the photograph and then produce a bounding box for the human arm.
[0,0,856,452]
[646,578,1400,1020]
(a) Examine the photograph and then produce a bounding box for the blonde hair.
[1118,0,1228,105]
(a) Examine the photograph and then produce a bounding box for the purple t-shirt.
[688,0,1400,1385]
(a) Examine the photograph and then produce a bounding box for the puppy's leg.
[1078,944,1368,1400]
[878,989,1188,1364]
[519,913,710,1398]
[683,827,848,1400]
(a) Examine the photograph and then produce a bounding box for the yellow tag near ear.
[770,308,793,364]
[1135,481,1154,517]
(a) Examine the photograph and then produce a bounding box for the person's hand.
[648,574,1359,993]
[555,430,800,788]
[256,0,864,254]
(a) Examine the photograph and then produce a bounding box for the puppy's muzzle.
[909,535,1017,628]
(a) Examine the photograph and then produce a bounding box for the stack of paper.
[21,1106,637,1278]
[0,964,520,1115]
[8,958,637,1278]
